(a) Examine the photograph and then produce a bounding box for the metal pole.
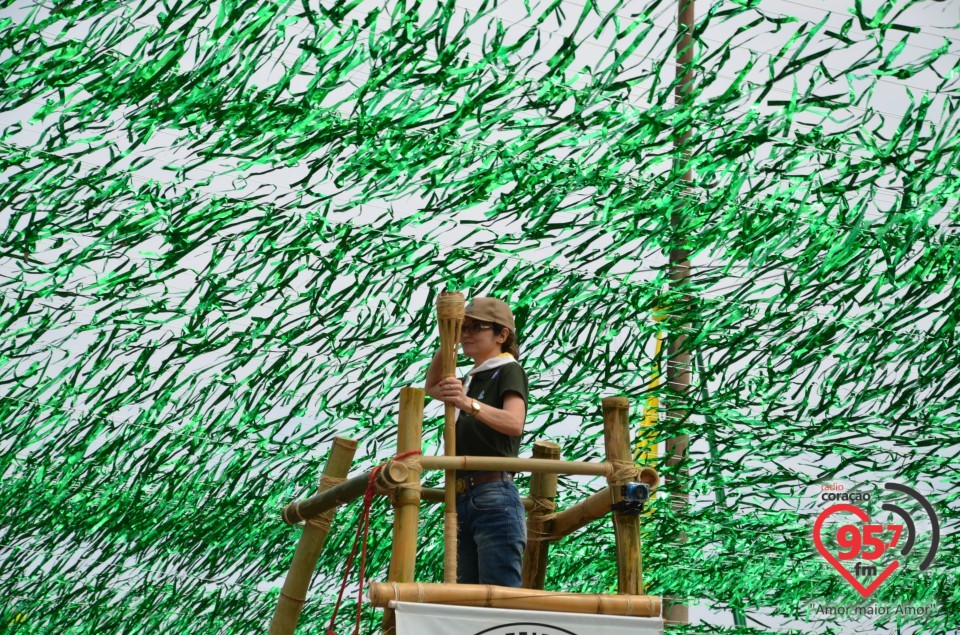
[665,0,695,626]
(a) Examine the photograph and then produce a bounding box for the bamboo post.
[382,386,425,635]
[436,291,465,583]
[603,397,643,595]
[269,437,358,635]
[521,440,560,589]
[666,0,696,624]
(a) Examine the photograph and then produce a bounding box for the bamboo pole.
[368,582,661,618]
[547,487,610,543]
[521,440,560,589]
[421,487,535,511]
[436,291,465,584]
[666,0,696,624]
[420,455,610,476]
[544,467,658,542]
[603,397,643,595]
[281,460,409,525]
[269,437,358,635]
[382,387,424,635]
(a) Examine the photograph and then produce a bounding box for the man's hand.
[436,377,470,411]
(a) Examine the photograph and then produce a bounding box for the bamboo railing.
[369,582,660,617]
[272,392,661,634]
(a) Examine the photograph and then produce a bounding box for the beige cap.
[464,297,516,332]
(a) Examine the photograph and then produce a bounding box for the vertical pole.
[666,0,696,625]
[602,397,642,595]
[382,387,425,635]
[436,292,464,584]
[269,436,358,635]
[521,440,561,589]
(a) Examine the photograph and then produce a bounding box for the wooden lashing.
[436,291,465,583]
[602,397,643,594]
[382,387,425,635]
[521,440,560,589]
[269,437,358,635]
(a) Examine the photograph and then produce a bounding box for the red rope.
[325,450,422,635]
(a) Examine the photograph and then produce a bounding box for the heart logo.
[813,503,899,598]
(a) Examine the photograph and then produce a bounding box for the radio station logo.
[813,482,940,598]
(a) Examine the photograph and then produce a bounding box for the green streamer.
[1,0,958,633]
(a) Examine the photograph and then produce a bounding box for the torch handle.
[436,291,465,584]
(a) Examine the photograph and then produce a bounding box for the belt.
[455,471,512,494]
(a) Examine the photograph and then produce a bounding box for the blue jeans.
[456,480,526,587]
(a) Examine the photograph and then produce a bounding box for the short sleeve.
[497,363,528,405]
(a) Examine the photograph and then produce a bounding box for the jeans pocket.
[469,483,507,512]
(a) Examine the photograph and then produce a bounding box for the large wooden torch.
[436,290,465,583]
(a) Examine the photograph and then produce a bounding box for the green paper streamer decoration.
[1,0,958,633]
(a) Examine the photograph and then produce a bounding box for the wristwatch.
[470,399,481,415]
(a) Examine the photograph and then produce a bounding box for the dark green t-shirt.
[455,362,528,457]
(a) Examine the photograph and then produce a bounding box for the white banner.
[394,601,663,635]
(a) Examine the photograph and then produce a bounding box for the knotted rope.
[608,459,641,485]
[372,454,423,505]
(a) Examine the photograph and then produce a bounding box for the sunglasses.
[462,322,495,335]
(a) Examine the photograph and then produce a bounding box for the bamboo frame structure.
[521,440,560,589]
[436,291,464,584]
[368,582,661,617]
[546,486,611,543]
[603,397,643,594]
[277,391,664,634]
[382,387,424,635]
[269,436,358,635]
